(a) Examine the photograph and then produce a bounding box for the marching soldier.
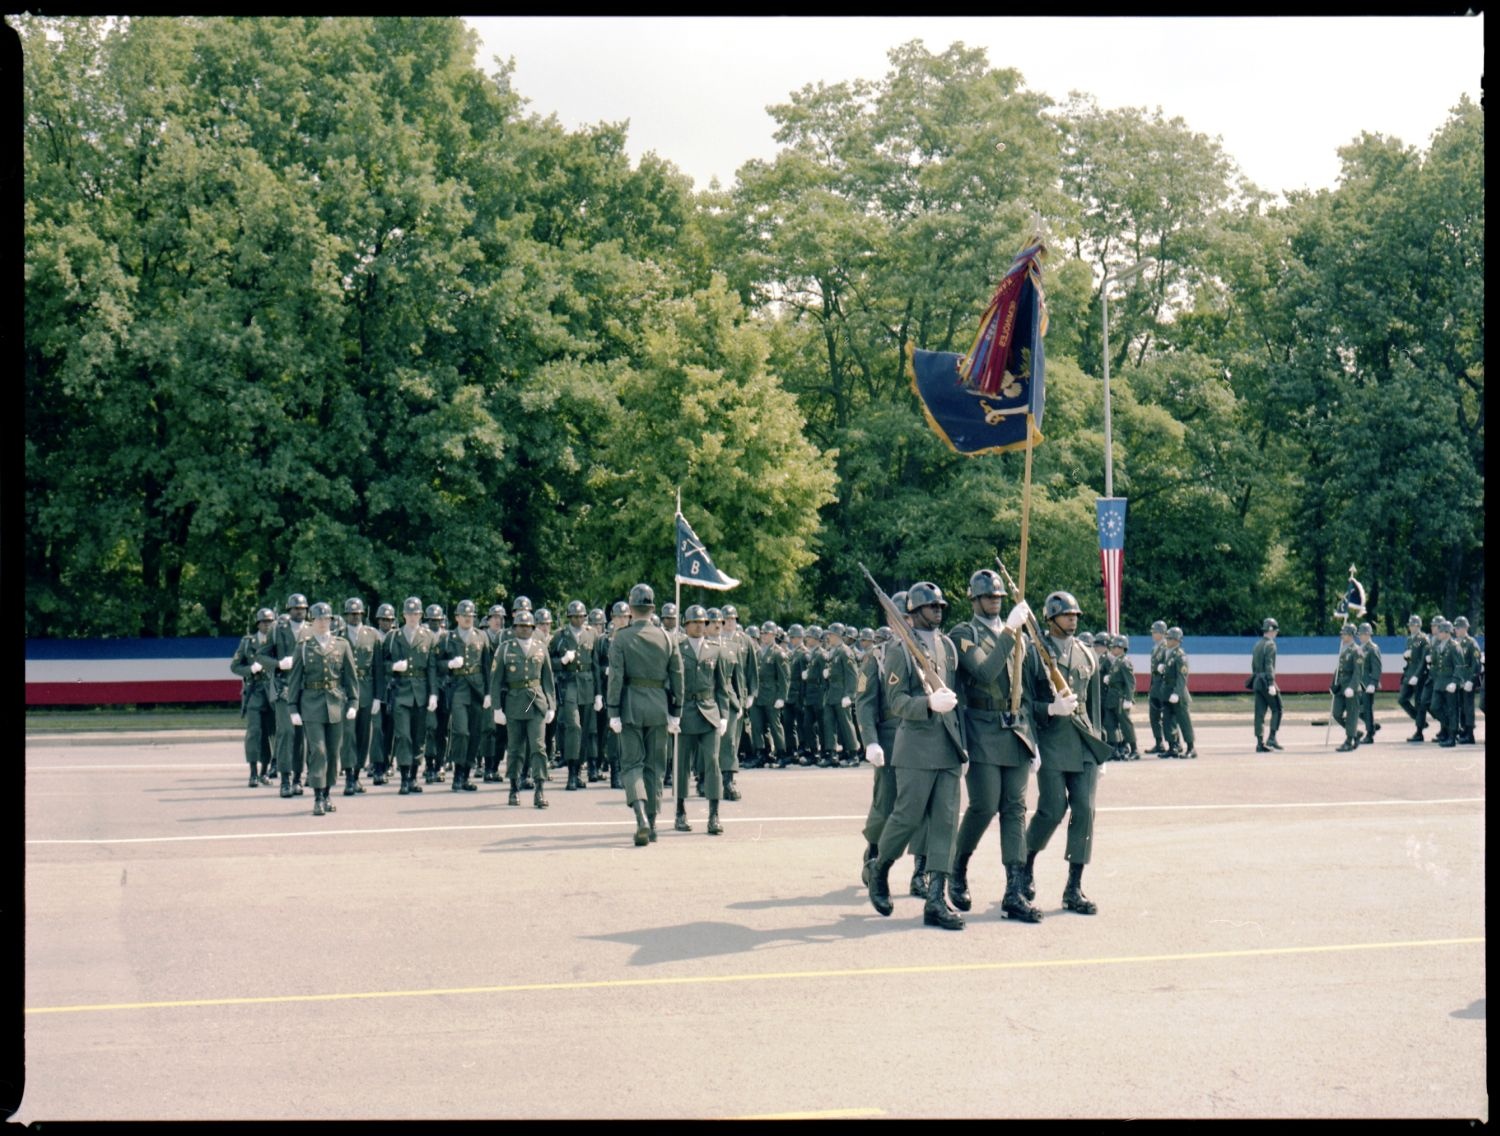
[338,598,382,795]
[439,599,492,792]
[948,569,1042,922]
[1161,627,1198,759]
[800,626,828,765]
[1357,622,1382,745]
[855,590,928,895]
[1399,614,1431,742]
[1098,631,1125,760]
[261,593,312,798]
[1109,636,1140,759]
[534,607,561,777]
[660,602,680,638]
[551,600,600,791]
[1452,617,1480,744]
[1252,618,1284,752]
[1331,623,1363,752]
[492,608,556,807]
[231,607,278,787]
[748,621,789,768]
[368,602,398,785]
[718,604,757,800]
[422,603,450,783]
[606,584,685,846]
[822,623,862,767]
[287,602,361,816]
[384,597,439,794]
[1428,618,1460,747]
[673,604,729,835]
[784,624,808,762]
[480,604,508,782]
[1147,619,1172,753]
[1023,591,1113,915]
[586,607,609,783]
[865,582,968,930]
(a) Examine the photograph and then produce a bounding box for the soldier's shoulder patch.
[888,670,900,685]
[963,640,975,651]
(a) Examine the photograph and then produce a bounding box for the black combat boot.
[508,778,520,807]
[566,763,580,791]
[323,786,336,812]
[632,801,651,846]
[258,763,271,786]
[407,764,423,792]
[1255,738,1270,753]
[860,841,880,887]
[923,872,965,930]
[909,854,929,898]
[462,765,478,790]
[345,769,358,796]
[574,761,588,790]
[1000,863,1043,922]
[609,765,622,789]
[534,779,548,809]
[868,859,895,917]
[372,762,387,786]
[398,769,411,795]
[1061,862,1096,915]
[674,802,692,832]
[707,800,723,836]
[1022,851,1038,901]
[248,768,259,788]
[663,765,674,789]
[1336,738,1358,752]
[313,788,326,816]
[292,775,305,796]
[1266,735,1283,751]
[723,772,741,801]
[948,851,973,912]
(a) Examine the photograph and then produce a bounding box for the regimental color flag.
[908,242,1047,456]
[1333,565,1366,623]
[1097,497,1127,637]
[675,512,740,591]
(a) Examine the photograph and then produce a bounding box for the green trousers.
[676,730,722,802]
[955,762,1032,865]
[621,722,668,815]
[1025,762,1098,865]
[876,765,959,874]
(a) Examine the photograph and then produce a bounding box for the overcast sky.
[464,15,1484,197]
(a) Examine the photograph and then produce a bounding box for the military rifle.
[857,563,946,696]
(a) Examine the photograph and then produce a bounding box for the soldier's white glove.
[250,661,263,674]
[665,716,680,735]
[561,650,576,665]
[482,695,491,709]
[290,712,303,727]
[1098,761,1107,777]
[1005,600,1031,631]
[1030,754,1041,773]
[1445,682,1457,694]
[1463,681,1474,692]
[1122,700,1134,709]
[609,717,623,734]
[371,699,381,714]
[1407,675,1418,686]
[392,659,409,674]
[447,656,463,670]
[716,719,727,736]
[279,656,294,671]
[1169,693,1181,704]
[929,687,958,714]
[1342,687,1354,699]
[1266,685,1277,698]
[493,710,506,725]
[544,710,554,725]
[1048,692,1078,717]
[1366,684,1376,694]
[1157,663,1166,674]
[840,696,852,708]
[801,670,809,680]
[822,668,830,679]
[746,696,754,707]
[865,742,885,767]
[774,698,784,709]
[345,705,358,721]
[1102,675,1110,684]
[594,695,603,712]
[427,695,438,712]
[1403,650,1411,661]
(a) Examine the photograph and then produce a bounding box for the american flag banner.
[1097,497,1127,636]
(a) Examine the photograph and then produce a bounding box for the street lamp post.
[1101,256,1155,498]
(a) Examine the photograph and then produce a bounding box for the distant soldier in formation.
[369,602,398,785]
[1160,626,1198,759]
[1427,618,1461,747]
[439,599,491,793]
[673,604,728,835]
[1451,617,1480,745]
[1147,619,1171,753]
[339,598,382,795]
[262,593,312,798]
[1251,617,1284,753]
[748,620,789,768]
[800,626,828,766]
[821,622,861,768]
[606,584,684,846]
[287,602,360,816]
[783,623,807,761]
[479,604,508,782]
[552,600,600,791]
[385,597,439,794]
[1330,623,1364,752]
[718,604,757,801]
[1357,622,1382,745]
[422,603,450,784]
[231,607,278,787]
[491,606,555,806]
[1109,635,1140,759]
[1399,613,1431,742]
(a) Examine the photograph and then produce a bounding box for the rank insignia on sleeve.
[888,670,900,685]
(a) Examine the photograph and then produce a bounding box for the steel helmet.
[1043,591,1082,621]
[343,597,365,616]
[906,582,947,612]
[890,591,909,615]
[488,604,507,618]
[875,627,893,643]
[1262,617,1279,632]
[512,610,535,628]
[968,568,1005,599]
[859,627,875,641]
[588,608,606,625]
[566,600,587,618]
[1077,631,1095,648]
[403,597,423,615]
[706,607,724,622]
[1151,619,1168,634]
[1407,613,1423,626]
[683,604,708,623]
[286,593,309,611]
[512,596,533,613]
[1357,622,1373,635]
[660,602,679,619]
[804,624,823,639]
[1453,615,1470,629]
[761,620,778,634]
[629,583,655,608]
[1114,634,1130,650]
[309,601,333,620]
[255,607,277,624]
[611,601,630,619]
[826,621,846,637]
[535,608,553,625]
[424,604,444,621]
[1340,623,1356,637]
[375,603,397,621]
[722,604,739,620]
[1166,626,1184,641]
[455,600,477,618]
[788,623,805,637]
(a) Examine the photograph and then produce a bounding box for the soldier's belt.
[454,667,481,676]
[304,681,338,692]
[965,694,1005,712]
[627,679,665,689]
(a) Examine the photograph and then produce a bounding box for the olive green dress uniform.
[822,640,862,762]
[1148,633,1171,750]
[1162,643,1196,755]
[260,615,313,791]
[749,641,789,764]
[719,625,757,776]
[439,624,493,787]
[1111,649,1140,756]
[341,620,383,783]
[383,623,439,776]
[551,622,601,786]
[787,640,810,758]
[231,629,276,781]
[595,624,621,785]
[855,642,928,860]
[1251,636,1282,745]
[801,642,828,760]
[676,634,729,802]
[1024,634,1110,866]
[1098,648,1123,753]
[492,634,556,786]
[481,620,507,780]
[287,633,361,791]
[1330,638,1364,748]
[1454,630,1481,741]
[369,619,395,782]
[874,630,968,876]
[607,618,685,823]
[1428,632,1461,744]
[1358,636,1383,742]
[1399,625,1431,734]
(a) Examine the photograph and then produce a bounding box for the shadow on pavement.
[583,912,910,966]
[1450,998,1485,1019]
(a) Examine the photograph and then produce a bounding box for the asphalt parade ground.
[20,714,1486,1121]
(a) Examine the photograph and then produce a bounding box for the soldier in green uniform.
[866,582,967,930]
[551,600,600,791]
[287,602,361,816]
[337,598,381,795]
[1357,622,1382,745]
[748,620,789,768]
[673,604,729,835]
[855,591,929,896]
[1161,627,1198,759]
[1097,632,1124,760]
[1417,614,1446,738]
[1428,618,1461,746]
[784,624,808,762]
[660,602,680,638]
[439,600,492,792]
[1252,617,1284,752]
[384,597,439,794]
[822,623,862,767]
[231,607,278,787]
[1399,613,1430,742]
[800,626,828,765]
[261,593,312,798]
[584,607,609,783]
[948,569,1043,922]
[1330,624,1364,752]
[492,608,556,807]
[1147,620,1172,753]
[1110,635,1140,759]
[607,584,685,846]
[479,604,507,782]
[1023,591,1113,915]
[718,604,757,799]
[366,602,398,785]
[421,603,450,783]
[1452,617,1480,744]
[596,601,630,789]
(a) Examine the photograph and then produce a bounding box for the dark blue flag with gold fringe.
[907,242,1047,456]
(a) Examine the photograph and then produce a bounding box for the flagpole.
[1006,416,1037,719]
[673,486,681,799]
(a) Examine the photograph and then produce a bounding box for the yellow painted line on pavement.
[26,936,1482,1016]
[732,1108,886,1119]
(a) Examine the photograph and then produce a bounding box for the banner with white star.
[1097,497,1127,636]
